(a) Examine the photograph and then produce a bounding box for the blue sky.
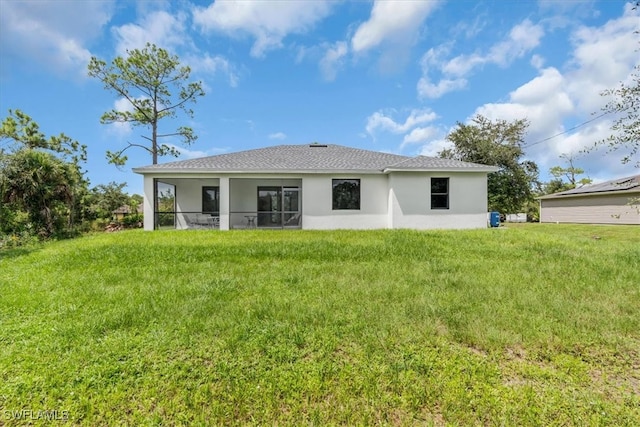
[1,0,638,195]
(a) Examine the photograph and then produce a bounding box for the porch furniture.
[244,215,257,228]
[186,214,219,229]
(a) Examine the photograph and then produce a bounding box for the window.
[431,178,449,209]
[332,179,360,210]
[202,186,219,214]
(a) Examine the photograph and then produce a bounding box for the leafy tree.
[88,43,205,166]
[441,115,540,214]
[0,109,87,166]
[0,110,88,237]
[598,63,639,167]
[87,182,131,220]
[544,154,592,195]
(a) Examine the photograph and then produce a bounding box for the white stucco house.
[132,143,499,231]
[539,174,640,225]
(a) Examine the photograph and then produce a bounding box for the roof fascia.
[538,188,640,199]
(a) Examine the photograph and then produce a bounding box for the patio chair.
[284,212,301,226]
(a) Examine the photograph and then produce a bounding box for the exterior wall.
[139,171,491,230]
[540,193,640,225]
[389,172,489,229]
[301,174,389,229]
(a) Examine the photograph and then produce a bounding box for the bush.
[122,214,143,228]
[89,218,111,232]
[0,231,39,250]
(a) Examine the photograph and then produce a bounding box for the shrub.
[122,214,143,228]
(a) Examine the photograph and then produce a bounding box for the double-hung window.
[431,178,449,209]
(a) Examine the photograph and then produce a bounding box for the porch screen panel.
[202,186,220,214]
[155,181,176,229]
[257,187,282,227]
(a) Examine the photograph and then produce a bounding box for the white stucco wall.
[139,171,490,230]
[301,174,389,229]
[389,172,489,229]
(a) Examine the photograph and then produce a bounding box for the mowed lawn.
[1,225,639,425]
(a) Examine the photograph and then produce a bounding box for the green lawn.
[1,225,639,425]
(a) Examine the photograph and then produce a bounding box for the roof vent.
[309,143,328,148]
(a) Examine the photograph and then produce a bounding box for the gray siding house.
[539,174,640,225]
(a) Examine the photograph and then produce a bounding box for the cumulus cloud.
[183,53,240,87]
[565,3,640,114]
[112,10,188,55]
[419,138,453,158]
[468,4,639,180]
[417,76,468,99]
[112,7,239,88]
[366,109,438,136]
[402,126,439,149]
[0,0,114,77]
[193,1,335,57]
[418,19,545,99]
[351,0,440,53]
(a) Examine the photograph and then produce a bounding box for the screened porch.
[152,178,302,230]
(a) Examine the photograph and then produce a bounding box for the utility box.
[489,211,500,227]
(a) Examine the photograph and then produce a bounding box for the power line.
[523,111,610,148]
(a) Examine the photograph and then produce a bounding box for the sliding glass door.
[257,186,300,228]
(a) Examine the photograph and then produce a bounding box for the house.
[132,143,499,231]
[112,203,143,221]
[539,174,640,225]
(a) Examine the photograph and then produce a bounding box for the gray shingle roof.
[539,174,640,199]
[132,143,498,174]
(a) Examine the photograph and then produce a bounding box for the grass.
[1,224,639,425]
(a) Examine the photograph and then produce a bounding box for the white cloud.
[473,67,574,138]
[565,3,640,114]
[112,8,239,88]
[419,138,453,157]
[468,3,639,181]
[366,109,438,136]
[530,54,545,69]
[268,132,287,140]
[0,0,114,77]
[487,19,545,66]
[418,19,545,99]
[193,1,335,58]
[183,53,240,87]
[351,0,440,53]
[112,10,188,55]
[319,41,348,81]
[402,126,439,148]
[107,97,137,137]
[417,76,467,99]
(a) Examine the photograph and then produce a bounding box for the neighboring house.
[539,174,640,225]
[112,203,143,221]
[132,143,499,231]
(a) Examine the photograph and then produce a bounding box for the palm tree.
[1,149,78,236]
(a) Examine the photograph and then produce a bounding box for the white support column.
[143,175,155,231]
[219,176,230,230]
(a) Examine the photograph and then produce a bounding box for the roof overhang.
[538,188,640,200]
[132,168,387,175]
